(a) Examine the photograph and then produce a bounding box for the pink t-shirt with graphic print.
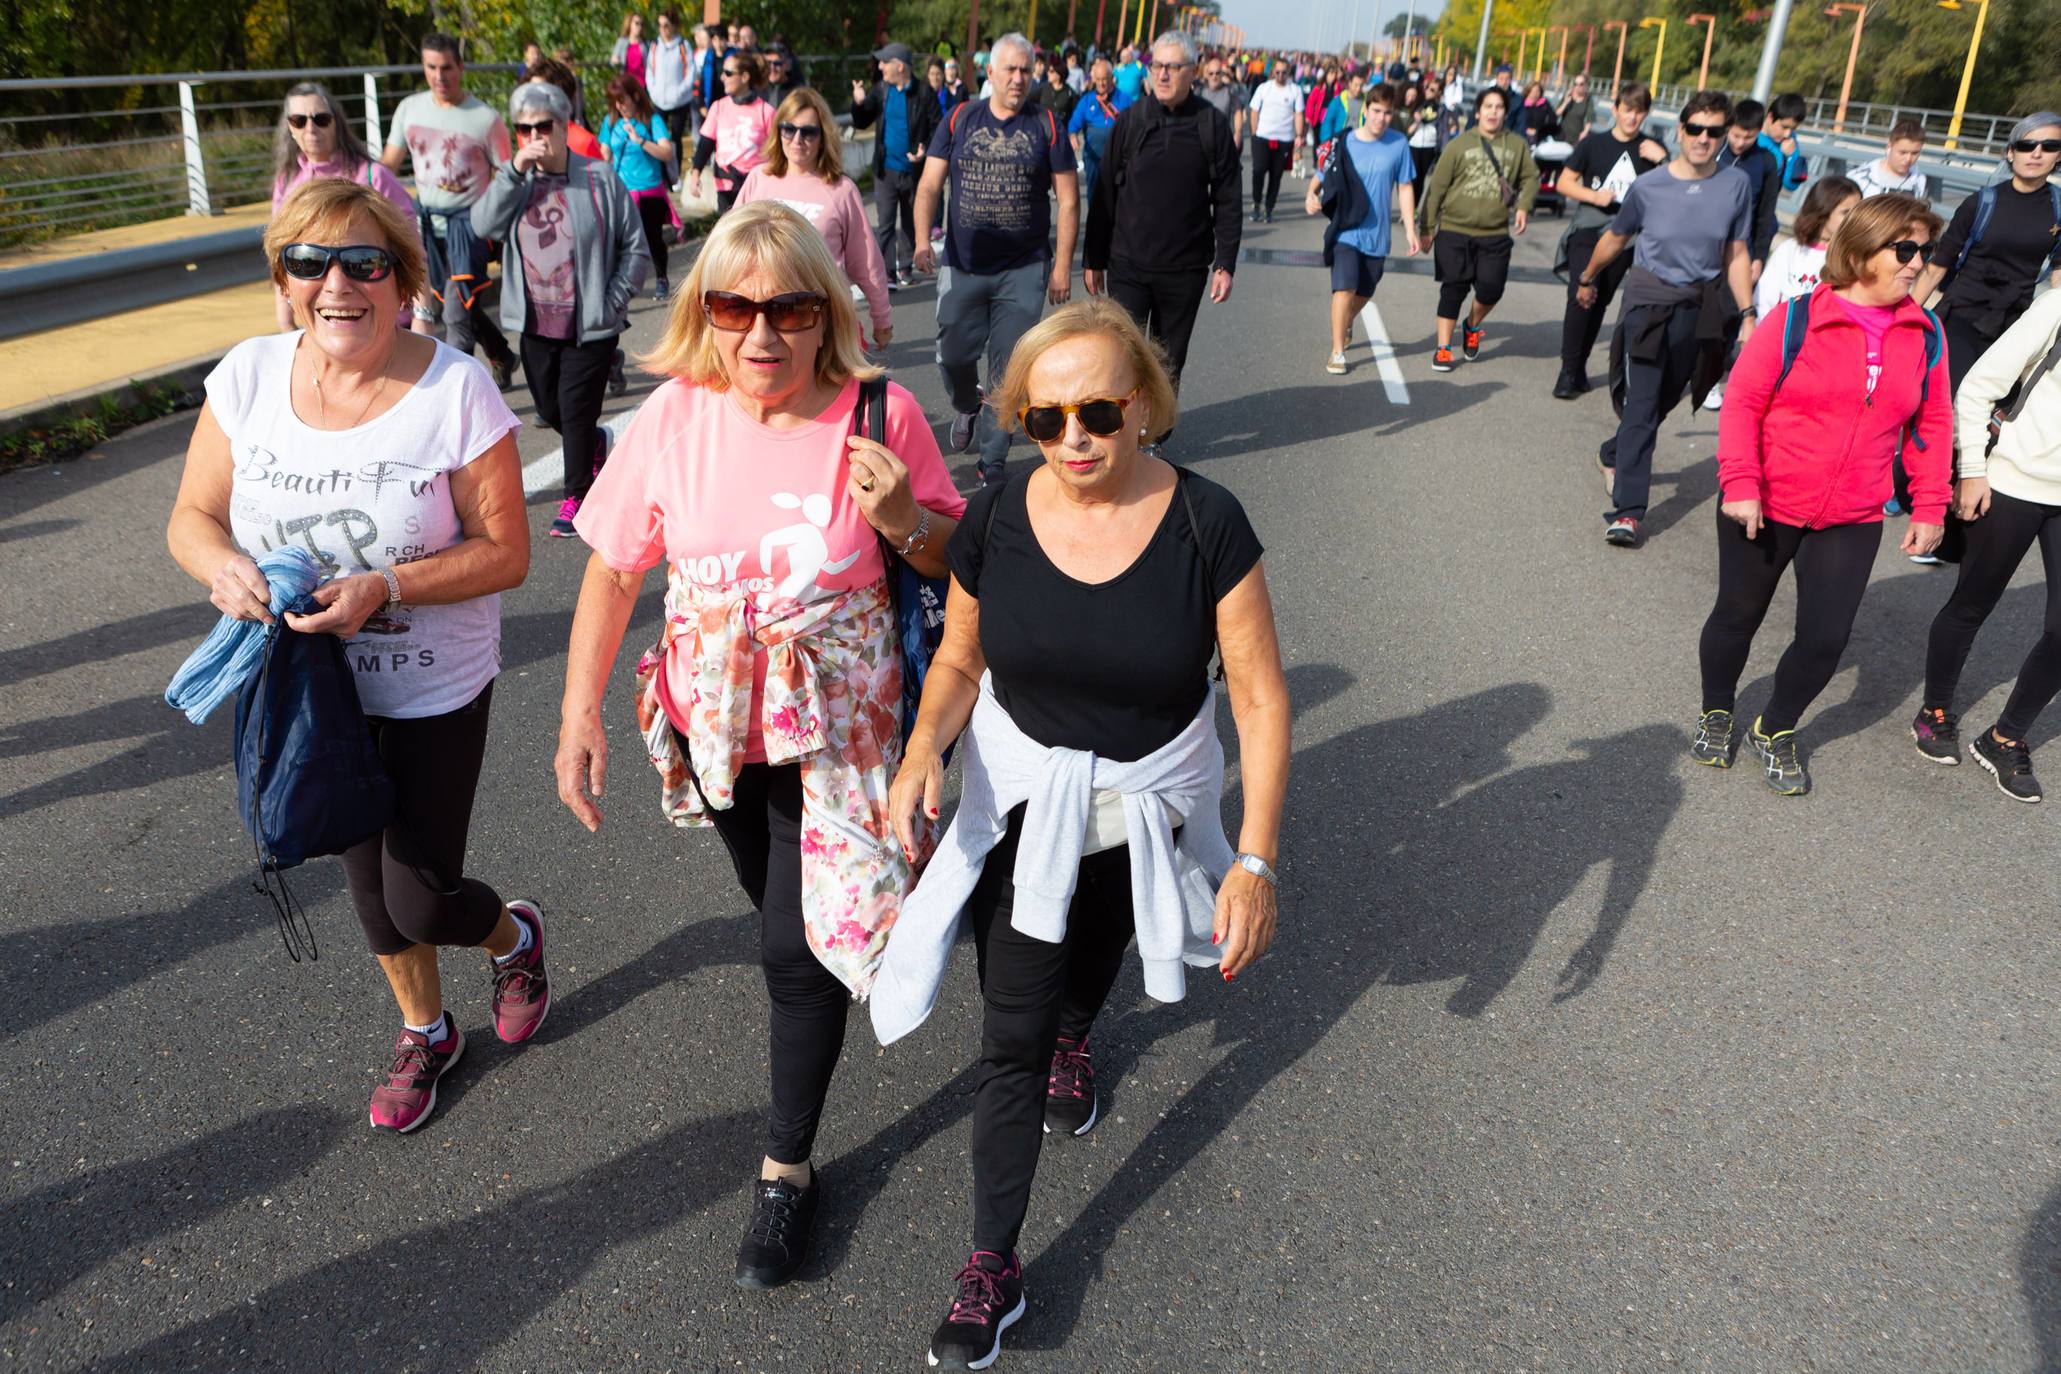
[1836,296,1897,397]
[574,375,966,760]
[700,95,776,186]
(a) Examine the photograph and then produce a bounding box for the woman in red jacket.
[1692,193,1950,795]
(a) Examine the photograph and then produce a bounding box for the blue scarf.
[165,546,325,724]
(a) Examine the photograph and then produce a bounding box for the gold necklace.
[302,340,391,430]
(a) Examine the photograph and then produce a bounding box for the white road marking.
[523,408,639,496]
[1358,298,1410,406]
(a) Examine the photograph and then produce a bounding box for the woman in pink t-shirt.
[269,82,417,330]
[690,49,775,214]
[737,87,893,349]
[555,202,966,1287]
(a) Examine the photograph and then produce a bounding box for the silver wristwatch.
[380,567,402,605]
[1233,852,1278,886]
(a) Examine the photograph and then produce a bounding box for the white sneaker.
[1325,351,1348,374]
[1703,383,1725,411]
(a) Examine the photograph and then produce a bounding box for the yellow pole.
[1029,0,1040,42]
[1940,0,1990,151]
[1639,17,1666,90]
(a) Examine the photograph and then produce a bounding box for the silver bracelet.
[380,567,402,605]
[896,508,930,557]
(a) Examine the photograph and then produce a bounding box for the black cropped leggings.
[699,761,851,1166]
[345,681,506,956]
[967,806,1142,1255]
[1698,511,1883,735]
[636,193,670,280]
[1925,488,2061,741]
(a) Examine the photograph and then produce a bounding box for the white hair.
[1151,31,1198,65]
[992,32,1035,66]
[509,80,571,123]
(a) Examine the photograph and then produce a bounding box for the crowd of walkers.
[192,20,2061,1372]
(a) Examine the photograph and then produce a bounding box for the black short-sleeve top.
[946,466,1264,763]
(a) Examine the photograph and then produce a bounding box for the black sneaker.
[734,1174,818,1289]
[1553,368,1582,400]
[654,275,671,304]
[1749,717,1810,796]
[1970,728,2043,803]
[1251,208,1265,224]
[1462,324,1484,360]
[489,353,517,391]
[1910,706,1960,765]
[608,347,627,396]
[1690,709,1736,768]
[1043,1035,1097,1136]
[927,1250,1025,1370]
[1604,516,1641,547]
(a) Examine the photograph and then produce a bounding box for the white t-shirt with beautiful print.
[206,333,521,719]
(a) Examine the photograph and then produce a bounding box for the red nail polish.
[1223,971,1235,982]
[1211,932,1221,945]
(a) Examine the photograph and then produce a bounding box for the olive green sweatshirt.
[1419,127,1539,237]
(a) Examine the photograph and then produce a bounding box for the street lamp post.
[1529,26,1549,82]
[1473,0,1495,83]
[1638,16,1667,91]
[1550,24,1570,85]
[1686,12,1716,89]
[1577,22,1595,76]
[1937,0,1991,151]
[1604,19,1628,97]
[1824,3,1867,132]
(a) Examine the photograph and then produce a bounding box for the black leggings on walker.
[1924,488,2061,740]
[1698,511,1884,734]
[699,761,851,1166]
[966,806,1143,1255]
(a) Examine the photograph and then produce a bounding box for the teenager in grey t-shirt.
[1610,162,1755,286]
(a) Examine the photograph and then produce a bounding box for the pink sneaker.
[549,496,580,538]
[368,1023,465,1133]
[491,900,551,1044]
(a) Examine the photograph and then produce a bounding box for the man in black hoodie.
[1083,30,1242,390]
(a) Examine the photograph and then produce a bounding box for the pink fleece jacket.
[735,168,893,340]
[1717,284,1953,528]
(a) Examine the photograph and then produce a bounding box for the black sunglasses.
[514,119,555,136]
[722,66,745,77]
[778,122,822,141]
[280,243,395,282]
[702,290,826,332]
[1019,393,1135,444]
[1887,239,1937,265]
[285,112,334,130]
[1679,119,1726,139]
[2013,138,2061,154]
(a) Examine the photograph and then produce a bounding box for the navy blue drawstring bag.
[233,606,394,961]
[855,375,952,758]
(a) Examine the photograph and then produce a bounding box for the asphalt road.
[5,189,2061,1374]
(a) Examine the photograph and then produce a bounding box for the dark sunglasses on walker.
[514,119,555,136]
[702,290,827,332]
[2012,138,2061,154]
[1678,119,1726,139]
[279,243,395,282]
[285,112,334,129]
[778,122,823,141]
[1019,393,1136,444]
[1886,239,1937,265]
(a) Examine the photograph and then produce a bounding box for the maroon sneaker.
[491,900,551,1044]
[368,1024,465,1133]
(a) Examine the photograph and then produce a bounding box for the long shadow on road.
[2021,1175,2061,1372]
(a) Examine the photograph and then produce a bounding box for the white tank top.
[205,333,521,719]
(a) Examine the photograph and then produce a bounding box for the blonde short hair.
[760,87,846,185]
[990,297,1179,443]
[264,177,426,309]
[1821,192,1943,289]
[641,201,880,389]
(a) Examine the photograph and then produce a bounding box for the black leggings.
[636,194,669,280]
[1251,137,1291,214]
[700,761,850,1166]
[1925,488,2061,740]
[519,331,618,501]
[967,807,1139,1255]
[1698,511,1884,734]
[345,680,506,956]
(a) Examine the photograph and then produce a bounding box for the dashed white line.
[1358,298,1411,406]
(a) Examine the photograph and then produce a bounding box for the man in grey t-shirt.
[1574,90,1756,547]
[1197,55,1247,147]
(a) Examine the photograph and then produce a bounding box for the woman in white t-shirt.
[167,178,540,1138]
[1755,174,1861,319]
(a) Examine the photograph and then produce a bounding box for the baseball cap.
[872,41,914,64]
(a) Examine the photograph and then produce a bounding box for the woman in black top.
[887,299,1290,1371]
[1913,112,2061,391]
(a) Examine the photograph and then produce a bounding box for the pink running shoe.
[491,900,551,1044]
[368,1023,465,1133]
[549,496,581,538]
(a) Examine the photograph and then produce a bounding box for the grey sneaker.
[1690,709,1737,768]
[1970,728,2043,803]
[1910,707,1960,765]
[949,392,981,453]
[1749,717,1810,796]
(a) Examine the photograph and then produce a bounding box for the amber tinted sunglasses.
[1018,392,1136,443]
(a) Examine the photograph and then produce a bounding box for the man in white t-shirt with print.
[1850,119,1928,200]
[381,33,519,389]
[1246,59,1304,223]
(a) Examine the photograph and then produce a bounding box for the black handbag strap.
[2004,321,2061,426]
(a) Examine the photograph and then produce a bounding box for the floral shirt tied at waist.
[634,569,914,997]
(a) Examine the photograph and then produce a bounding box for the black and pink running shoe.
[368,1024,465,1133]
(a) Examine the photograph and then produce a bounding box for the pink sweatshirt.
[735,168,893,338]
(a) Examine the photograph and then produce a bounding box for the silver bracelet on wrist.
[896,508,930,557]
[380,567,402,605]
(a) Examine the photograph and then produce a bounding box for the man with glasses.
[764,50,801,105]
[914,32,1079,485]
[853,41,939,289]
[1197,55,1248,147]
[1084,31,1241,394]
[1575,91,1756,548]
[381,32,520,389]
